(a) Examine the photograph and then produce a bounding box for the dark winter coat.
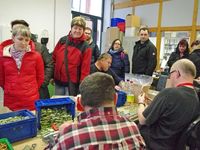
[167,46,190,70]
[89,42,100,64]
[189,48,200,78]
[108,48,130,80]
[132,39,157,76]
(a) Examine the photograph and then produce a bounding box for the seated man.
[90,53,122,85]
[52,72,146,150]
[137,59,200,150]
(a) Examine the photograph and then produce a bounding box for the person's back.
[52,72,145,150]
[141,87,199,149]
[138,59,200,150]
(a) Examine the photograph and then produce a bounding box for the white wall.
[107,0,200,28]
[162,0,194,26]
[135,4,159,27]
[0,0,71,52]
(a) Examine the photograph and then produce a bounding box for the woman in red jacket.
[52,16,92,96]
[0,24,44,111]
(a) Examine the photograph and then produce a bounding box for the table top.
[12,136,47,150]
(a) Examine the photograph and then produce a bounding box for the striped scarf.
[10,45,27,70]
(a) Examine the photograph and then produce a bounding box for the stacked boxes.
[0,110,37,143]
[125,14,140,37]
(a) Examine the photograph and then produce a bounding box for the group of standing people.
[0,16,159,111]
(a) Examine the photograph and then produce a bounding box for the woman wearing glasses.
[108,39,130,80]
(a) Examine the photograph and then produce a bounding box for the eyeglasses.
[168,70,177,79]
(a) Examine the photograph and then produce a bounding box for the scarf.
[10,45,27,70]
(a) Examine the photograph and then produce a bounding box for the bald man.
[137,59,200,150]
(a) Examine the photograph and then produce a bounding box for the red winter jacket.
[52,32,92,85]
[0,39,44,111]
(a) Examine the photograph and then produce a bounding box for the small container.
[0,138,14,150]
[127,94,135,103]
[0,110,37,143]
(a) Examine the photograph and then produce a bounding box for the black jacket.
[132,39,157,76]
[189,48,200,78]
[167,44,190,70]
[90,64,122,85]
[89,42,100,64]
[34,42,54,86]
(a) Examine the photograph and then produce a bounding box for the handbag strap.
[64,39,71,82]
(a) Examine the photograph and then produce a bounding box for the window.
[71,0,104,51]
[72,0,103,17]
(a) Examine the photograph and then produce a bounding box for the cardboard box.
[106,27,120,44]
[126,14,140,27]
[125,27,139,37]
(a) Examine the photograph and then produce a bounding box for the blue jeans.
[55,84,69,96]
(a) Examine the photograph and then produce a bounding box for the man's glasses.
[168,70,178,79]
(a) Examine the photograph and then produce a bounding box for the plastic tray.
[35,97,75,129]
[0,110,37,143]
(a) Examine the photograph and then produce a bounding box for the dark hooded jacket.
[167,41,190,70]
[108,48,130,80]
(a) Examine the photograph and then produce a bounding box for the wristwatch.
[138,103,145,106]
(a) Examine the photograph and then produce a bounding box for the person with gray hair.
[52,72,145,150]
[0,25,44,111]
[137,59,200,149]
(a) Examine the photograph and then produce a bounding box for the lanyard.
[176,82,194,87]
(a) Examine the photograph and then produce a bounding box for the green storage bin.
[0,138,14,150]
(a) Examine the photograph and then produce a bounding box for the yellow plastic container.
[127,94,135,103]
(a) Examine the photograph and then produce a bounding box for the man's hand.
[138,93,145,104]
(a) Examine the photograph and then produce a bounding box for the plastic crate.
[0,110,37,143]
[35,97,75,129]
[111,18,125,27]
[0,138,14,150]
[116,91,127,107]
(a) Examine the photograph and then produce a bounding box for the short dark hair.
[139,27,149,34]
[79,72,115,107]
[11,20,29,28]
